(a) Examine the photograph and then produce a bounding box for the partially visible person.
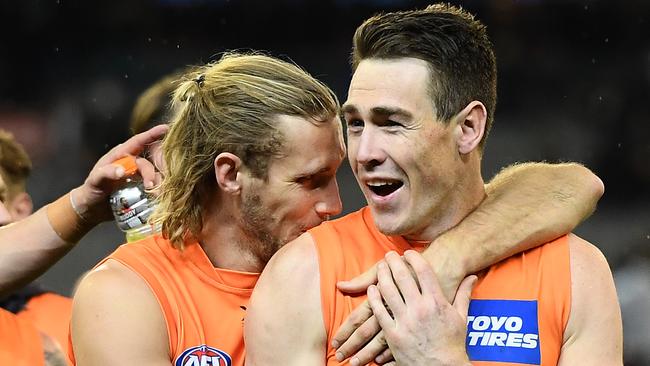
[130,68,192,173]
[71,52,603,366]
[0,124,168,297]
[0,185,67,366]
[0,130,33,220]
[1,306,48,366]
[129,69,188,135]
[0,129,73,351]
[245,4,621,366]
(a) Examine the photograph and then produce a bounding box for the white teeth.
[367,181,395,187]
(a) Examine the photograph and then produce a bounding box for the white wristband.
[69,188,87,221]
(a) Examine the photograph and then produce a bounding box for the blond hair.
[152,52,339,249]
[129,68,193,135]
[0,129,32,199]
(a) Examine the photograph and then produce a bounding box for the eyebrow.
[341,104,413,120]
[371,106,413,120]
[294,165,331,179]
[340,104,358,115]
[309,166,335,176]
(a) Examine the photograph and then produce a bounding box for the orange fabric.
[69,234,258,366]
[0,307,44,366]
[16,292,72,354]
[310,207,571,366]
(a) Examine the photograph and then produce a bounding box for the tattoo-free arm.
[0,125,167,297]
[332,162,604,363]
[245,233,327,366]
[423,162,604,297]
[557,235,622,365]
[71,260,171,365]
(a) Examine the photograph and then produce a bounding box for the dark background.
[0,0,648,363]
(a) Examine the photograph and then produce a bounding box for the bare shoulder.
[245,232,326,365]
[73,259,163,322]
[74,259,149,297]
[263,232,319,279]
[72,259,170,365]
[558,234,622,365]
[567,233,610,272]
[250,231,321,310]
[566,233,617,314]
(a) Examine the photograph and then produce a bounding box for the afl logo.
[175,345,232,366]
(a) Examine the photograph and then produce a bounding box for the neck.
[198,197,266,273]
[405,158,486,243]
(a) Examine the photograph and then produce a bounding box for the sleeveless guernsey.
[310,207,570,366]
[69,234,258,366]
[0,308,44,366]
[17,292,72,354]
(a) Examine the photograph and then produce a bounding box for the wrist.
[45,191,97,243]
[70,185,112,225]
[425,236,468,281]
[423,237,468,301]
[69,187,89,221]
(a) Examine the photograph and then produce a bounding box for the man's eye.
[295,176,311,185]
[296,175,331,190]
[346,119,364,129]
[386,119,402,127]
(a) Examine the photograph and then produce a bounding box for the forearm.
[423,162,603,288]
[0,126,167,297]
[0,189,95,296]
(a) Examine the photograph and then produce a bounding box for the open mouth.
[367,180,404,197]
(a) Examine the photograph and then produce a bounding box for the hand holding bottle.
[70,125,168,226]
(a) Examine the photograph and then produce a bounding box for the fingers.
[96,125,168,166]
[347,332,389,366]
[334,316,381,363]
[383,251,421,305]
[115,124,168,158]
[374,347,394,364]
[336,264,378,294]
[84,161,126,189]
[135,157,160,189]
[348,288,391,366]
[367,285,393,331]
[376,260,405,318]
[332,300,376,357]
[403,250,443,300]
[452,275,478,318]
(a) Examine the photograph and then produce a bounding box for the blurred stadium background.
[0,0,648,363]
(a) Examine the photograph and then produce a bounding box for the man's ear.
[454,101,487,154]
[214,153,243,195]
[8,191,33,220]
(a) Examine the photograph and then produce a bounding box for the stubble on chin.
[240,193,283,266]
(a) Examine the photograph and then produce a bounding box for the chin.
[374,218,405,236]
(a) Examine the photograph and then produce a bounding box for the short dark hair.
[352,3,497,149]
